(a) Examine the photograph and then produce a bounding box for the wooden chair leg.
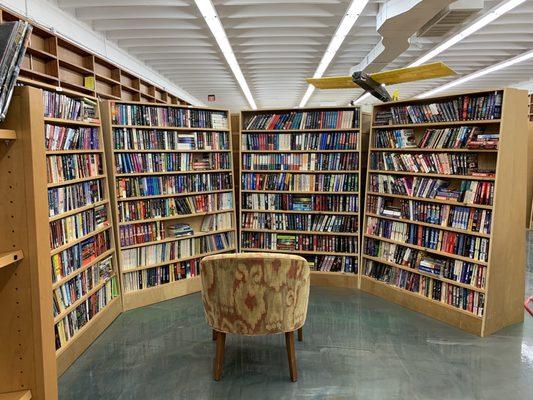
[212,329,217,341]
[214,332,226,381]
[285,331,298,382]
[297,327,303,342]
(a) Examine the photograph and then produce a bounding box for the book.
[0,21,31,121]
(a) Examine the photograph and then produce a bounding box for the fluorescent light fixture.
[409,0,527,67]
[298,0,370,108]
[194,0,257,110]
[417,49,533,98]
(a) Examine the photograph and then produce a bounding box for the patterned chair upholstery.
[200,252,310,381]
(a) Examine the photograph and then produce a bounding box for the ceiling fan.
[306,62,456,102]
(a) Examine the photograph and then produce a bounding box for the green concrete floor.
[59,273,533,400]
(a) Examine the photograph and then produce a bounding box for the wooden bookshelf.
[239,107,366,289]
[42,88,122,374]
[0,87,58,399]
[361,88,528,336]
[0,7,189,106]
[101,101,237,311]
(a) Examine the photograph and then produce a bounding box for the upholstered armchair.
[200,252,310,382]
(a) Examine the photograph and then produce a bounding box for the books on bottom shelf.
[364,259,484,316]
[54,275,119,350]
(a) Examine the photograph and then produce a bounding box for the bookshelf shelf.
[43,117,100,127]
[368,170,495,180]
[241,149,357,153]
[112,124,230,132]
[366,191,493,210]
[362,255,486,293]
[47,174,107,188]
[364,233,489,266]
[241,228,359,237]
[48,199,109,222]
[117,209,234,226]
[360,276,484,320]
[121,248,237,273]
[45,149,104,155]
[240,106,365,276]
[365,213,491,238]
[49,225,112,256]
[121,228,235,250]
[0,129,16,140]
[371,119,501,129]
[242,209,358,216]
[242,128,361,133]
[0,250,24,269]
[101,101,237,309]
[241,190,358,195]
[115,168,232,177]
[369,148,498,153]
[116,189,233,202]
[362,88,528,336]
[51,249,115,289]
[0,390,32,400]
[242,169,360,174]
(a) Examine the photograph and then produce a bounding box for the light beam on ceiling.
[417,48,533,98]
[298,0,370,108]
[194,0,257,109]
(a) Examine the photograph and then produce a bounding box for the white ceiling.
[54,0,533,110]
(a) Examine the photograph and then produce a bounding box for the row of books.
[47,154,102,184]
[367,196,492,234]
[242,193,358,213]
[242,172,358,192]
[307,255,358,273]
[112,104,228,129]
[242,212,358,233]
[117,193,233,222]
[118,212,233,248]
[43,91,99,122]
[366,217,489,262]
[244,110,358,130]
[242,153,358,171]
[373,126,496,150]
[115,153,230,174]
[364,238,486,288]
[369,175,494,206]
[364,261,485,316]
[116,173,232,199]
[242,132,359,151]
[370,153,483,176]
[53,256,114,315]
[45,125,99,151]
[48,180,104,217]
[51,231,111,283]
[373,91,502,125]
[201,212,233,231]
[121,232,234,269]
[54,276,118,350]
[242,232,358,253]
[49,205,108,250]
[113,128,229,151]
[122,258,202,292]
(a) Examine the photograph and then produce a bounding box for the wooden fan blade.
[306,76,360,89]
[369,62,456,86]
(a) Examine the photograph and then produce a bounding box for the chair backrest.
[200,252,310,336]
